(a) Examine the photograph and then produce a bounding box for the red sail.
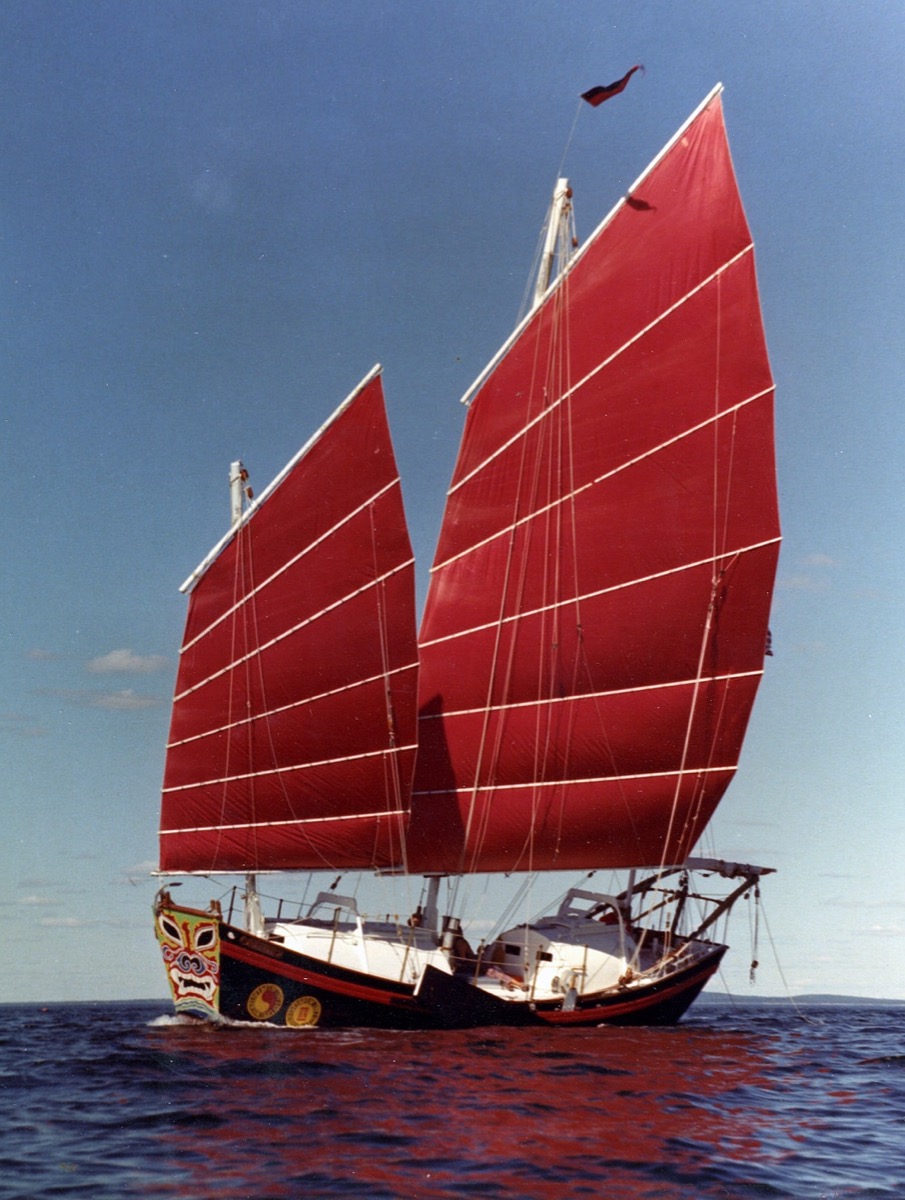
[159,370,419,873]
[409,91,780,874]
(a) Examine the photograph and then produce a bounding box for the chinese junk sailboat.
[154,85,780,1029]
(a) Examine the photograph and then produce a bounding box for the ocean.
[0,1000,902,1199]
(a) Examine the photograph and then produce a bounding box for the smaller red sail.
[159,370,419,874]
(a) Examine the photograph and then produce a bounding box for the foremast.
[227,459,265,936]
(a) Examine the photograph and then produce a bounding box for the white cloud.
[803,553,841,568]
[117,861,158,885]
[86,649,168,674]
[779,574,827,592]
[0,713,48,738]
[17,895,56,907]
[92,689,160,711]
[37,687,162,711]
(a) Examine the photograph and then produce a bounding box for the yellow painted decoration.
[285,995,323,1027]
[246,983,285,1021]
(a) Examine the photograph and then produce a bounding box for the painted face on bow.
[156,909,220,1009]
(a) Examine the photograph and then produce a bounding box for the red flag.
[581,66,642,107]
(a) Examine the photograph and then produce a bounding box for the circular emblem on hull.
[246,983,284,1021]
[286,996,322,1027]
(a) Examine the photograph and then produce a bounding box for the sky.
[2,1,903,1005]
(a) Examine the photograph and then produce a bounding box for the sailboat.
[154,84,780,1029]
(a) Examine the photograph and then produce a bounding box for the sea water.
[0,999,902,1198]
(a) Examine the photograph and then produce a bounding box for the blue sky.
[2,1,903,1003]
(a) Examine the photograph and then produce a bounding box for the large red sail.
[159,370,419,873]
[408,90,780,874]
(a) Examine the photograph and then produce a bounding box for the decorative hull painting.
[155,905,221,1020]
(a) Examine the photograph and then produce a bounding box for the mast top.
[532,177,574,310]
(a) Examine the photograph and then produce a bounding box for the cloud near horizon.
[86,649,169,674]
[36,687,162,711]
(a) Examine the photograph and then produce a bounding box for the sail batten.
[167,660,421,750]
[421,536,780,650]
[180,477,406,654]
[163,742,420,794]
[452,242,757,488]
[408,91,779,876]
[174,559,416,704]
[417,668,765,720]
[430,395,776,579]
[415,763,737,797]
[160,808,408,836]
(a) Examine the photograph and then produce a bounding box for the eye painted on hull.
[158,914,182,943]
[194,925,218,951]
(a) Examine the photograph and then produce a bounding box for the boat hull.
[417,948,725,1028]
[154,900,725,1030]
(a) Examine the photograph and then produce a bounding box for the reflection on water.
[144,1015,864,1199]
[3,1003,901,1200]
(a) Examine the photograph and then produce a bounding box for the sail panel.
[162,746,417,831]
[412,771,738,875]
[416,674,762,790]
[161,811,412,874]
[409,93,779,875]
[419,537,778,715]
[159,372,418,874]
[419,400,778,648]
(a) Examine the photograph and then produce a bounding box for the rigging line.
[758,895,815,1023]
[210,511,248,870]
[538,218,573,864]
[682,274,745,846]
[241,513,263,869]
[244,501,340,871]
[650,571,722,888]
[680,558,742,848]
[369,499,410,877]
[679,276,731,850]
[486,212,578,878]
[556,99,584,182]
[453,217,565,883]
[513,262,567,875]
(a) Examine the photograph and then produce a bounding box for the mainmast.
[532,177,574,308]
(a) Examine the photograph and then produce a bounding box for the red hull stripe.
[536,959,719,1025]
[221,937,418,1008]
